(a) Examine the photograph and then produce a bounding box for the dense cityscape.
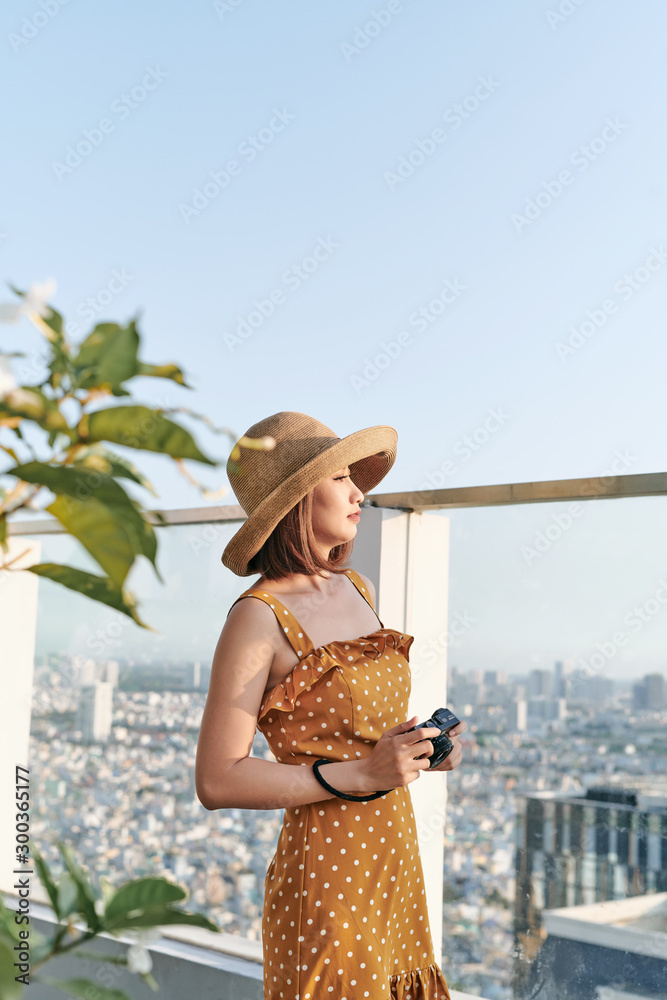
[29,655,667,1000]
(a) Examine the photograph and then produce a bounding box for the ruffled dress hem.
[389,961,452,999]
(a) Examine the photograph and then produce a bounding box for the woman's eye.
[334,475,350,481]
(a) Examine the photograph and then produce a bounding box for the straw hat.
[221,411,397,576]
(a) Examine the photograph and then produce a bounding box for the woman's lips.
[348,513,360,521]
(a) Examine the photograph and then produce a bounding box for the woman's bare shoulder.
[224,590,281,641]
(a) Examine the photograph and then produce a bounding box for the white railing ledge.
[159,922,263,963]
[2,895,491,1000]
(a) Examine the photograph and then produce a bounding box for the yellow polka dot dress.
[230,568,451,999]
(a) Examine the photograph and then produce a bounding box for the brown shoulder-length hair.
[246,489,353,580]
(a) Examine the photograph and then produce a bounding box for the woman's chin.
[332,524,357,546]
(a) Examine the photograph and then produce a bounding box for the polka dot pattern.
[231,569,451,999]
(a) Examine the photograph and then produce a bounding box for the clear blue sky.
[3,0,666,679]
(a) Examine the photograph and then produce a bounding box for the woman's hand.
[359,716,442,791]
[425,719,468,772]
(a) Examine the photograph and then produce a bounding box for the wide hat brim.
[221,425,397,576]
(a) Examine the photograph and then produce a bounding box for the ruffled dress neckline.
[228,569,415,720]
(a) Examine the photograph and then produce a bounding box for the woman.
[195,410,466,999]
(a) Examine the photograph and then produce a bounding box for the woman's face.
[311,466,365,551]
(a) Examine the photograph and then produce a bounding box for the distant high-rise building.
[644,673,665,709]
[449,671,483,707]
[76,681,113,742]
[513,787,667,996]
[633,673,665,711]
[553,660,564,698]
[507,699,527,732]
[528,669,552,699]
[545,698,567,722]
[483,670,507,687]
[102,660,119,687]
[523,892,667,999]
[579,674,614,705]
[76,658,98,687]
[185,661,201,690]
[553,660,574,698]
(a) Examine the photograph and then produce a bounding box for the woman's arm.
[195,597,373,810]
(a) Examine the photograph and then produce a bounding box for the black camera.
[409,707,461,768]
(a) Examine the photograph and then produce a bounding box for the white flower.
[126,943,153,975]
[0,278,56,324]
[0,355,17,400]
[126,928,160,975]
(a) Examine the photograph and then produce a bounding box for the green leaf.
[71,447,158,496]
[136,361,192,388]
[46,495,138,588]
[0,513,7,554]
[26,563,153,628]
[80,405,217,465]
[32,846,61,920]
[0,939,23,999]
[38,977,133,1000]
[8,462,160,583]
[57,843,100,933]
[71,322,139,394]
[57,872,80,919]
[46,339,74,391]
[0,386,69,433]
[40,302,65,344]
[104,877,185,924]
[106,906,219,933]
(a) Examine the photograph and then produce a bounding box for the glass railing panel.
[28,520,281,942]
[441,495,667,1000]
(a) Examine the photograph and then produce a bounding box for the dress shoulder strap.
[344,568,384,628]
[227,588,316,659]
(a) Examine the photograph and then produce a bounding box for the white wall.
[0,536,41,893]
[354,507,450,966]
